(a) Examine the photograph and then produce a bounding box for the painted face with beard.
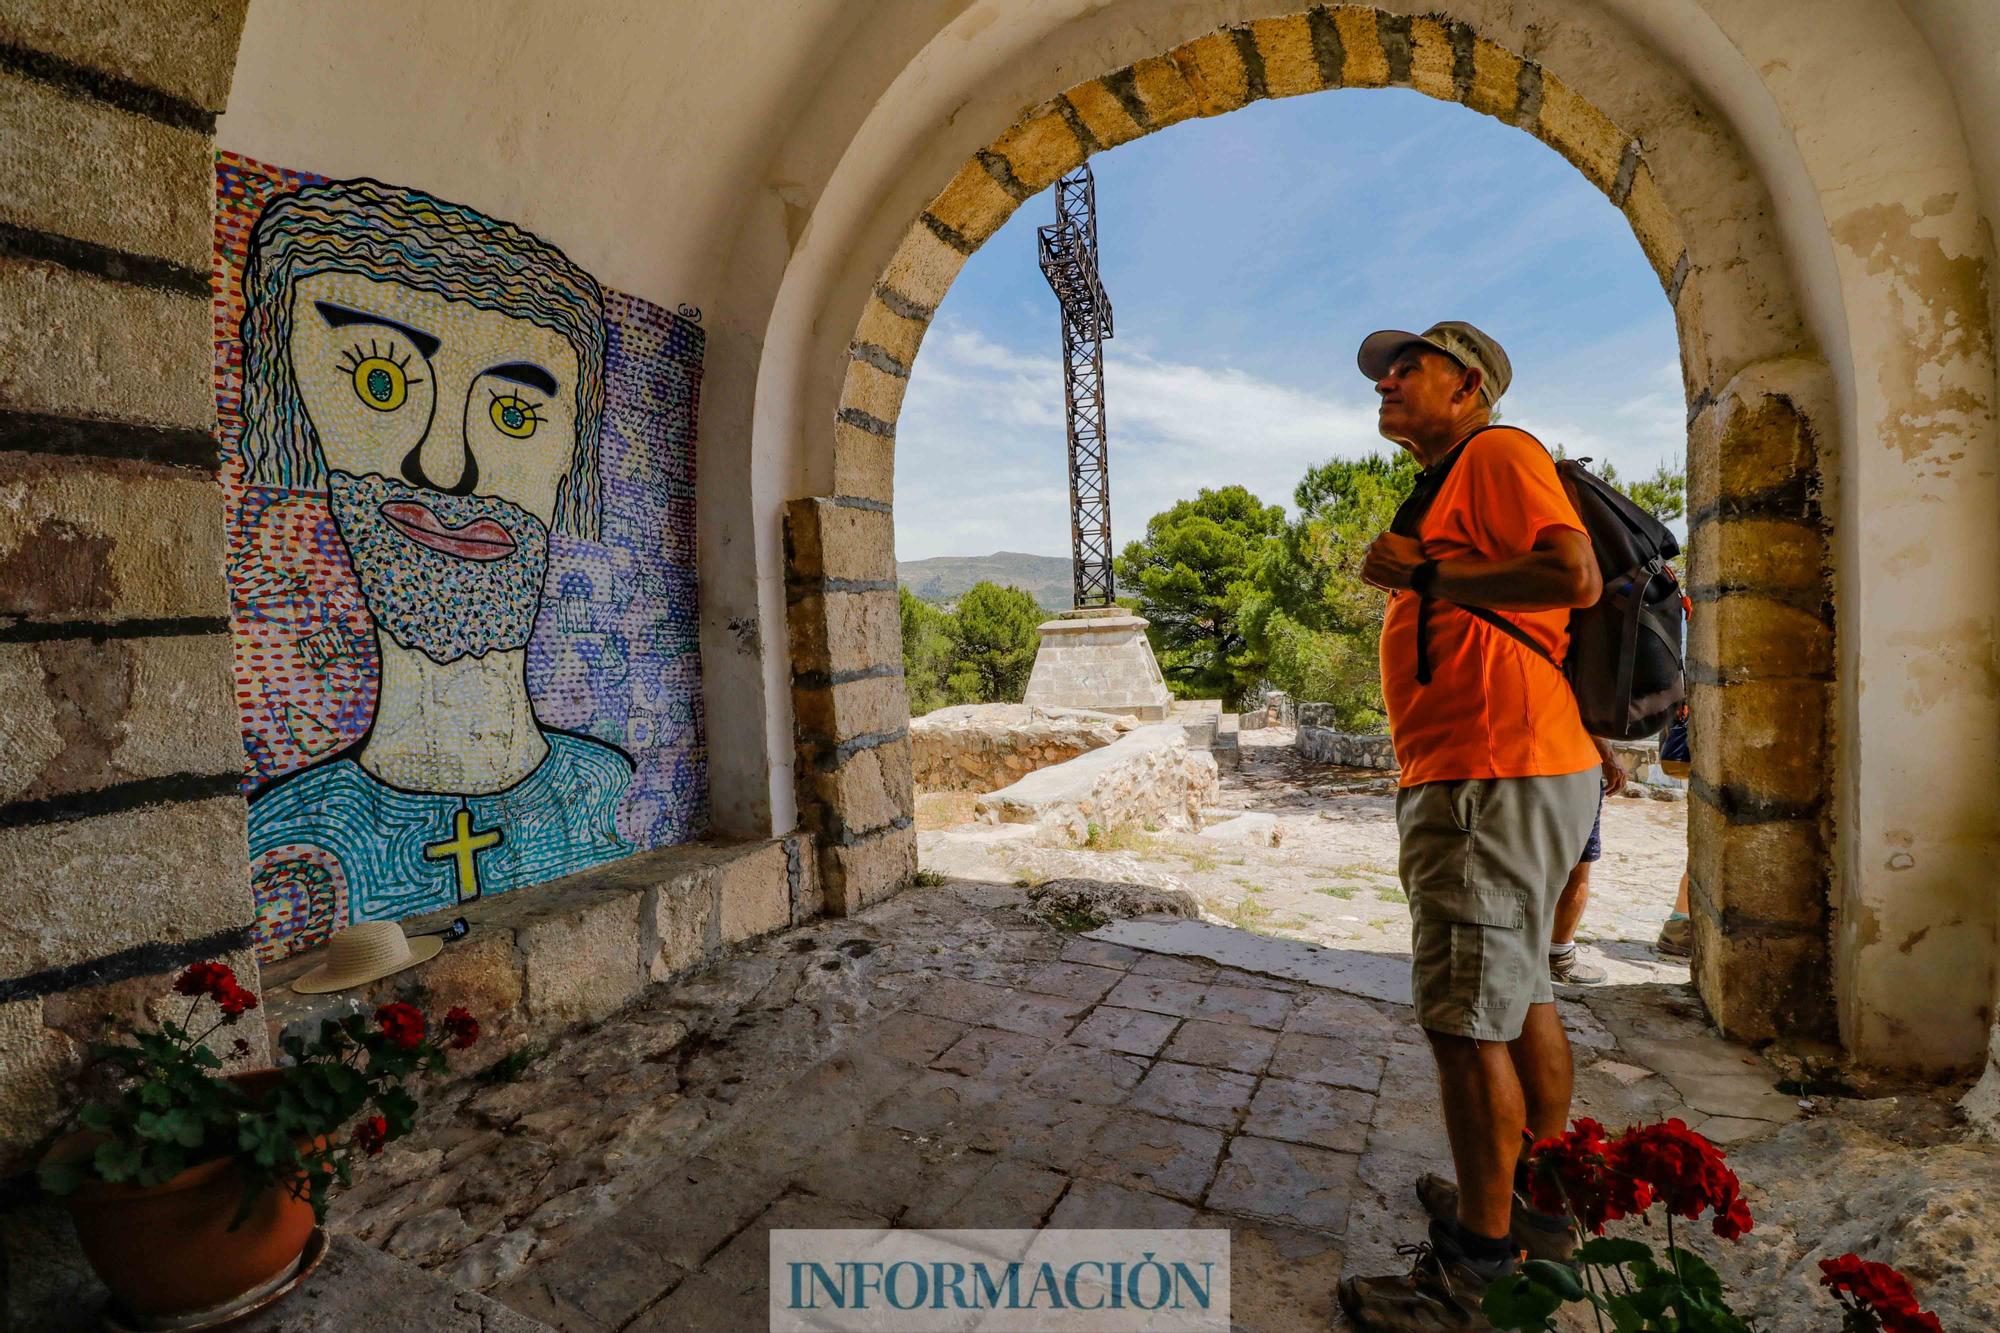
[329,469,551,663]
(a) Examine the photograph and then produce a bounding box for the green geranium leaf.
[94,1139,142,1182]
[1481,1272,1564,1331]
[77,1103,115,1132]
[1520,1260,1587,1302]
[1576,1236,1651,1267]
[1668,1246,1725,1296]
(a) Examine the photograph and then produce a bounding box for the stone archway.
[783,6,1839,1052]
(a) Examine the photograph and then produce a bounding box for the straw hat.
[290,920,443,994]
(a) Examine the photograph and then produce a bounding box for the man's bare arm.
[1362,526,1601,610]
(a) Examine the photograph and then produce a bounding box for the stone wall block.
[785,498,894,585]
[1533,74,1627,194]
[1690,678,1830,809]
[1331,8,1390,87]
[1064,82,1144,149]
[821,824,917,917]
[716,840,791,944]
[924,159,1019,250]
[852,294,928,371]
[0,73,212,270]
[1169,32,1251,117]
[1406,17,1456,101]
[0,260,211,429]
[987,108,1086,192]
[517,889,645,1026]
[1687,794,1827,929]
[1689,596,1834,681]
[1621,162,1684,289]
[787,588,900,678]
[1249,15,1323,100]
[1464,38,1523,121]
[878,221,968,312]
[804,739,913,840]
[831,419,895,505]
[0,797,251,977]
[642,865,719,980]
[0,456,227,623]
[1126,54,1198,129]
[0,633,237,805]
[0,997,80,1176]
[793,672,909,743]
[1690,906,1833,1043]
[1688,390,1815,515]
[410,931,523,1034]
[1688,517,1828,598]
[0,0,252,110]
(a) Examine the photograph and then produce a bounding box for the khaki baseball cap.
[1357,320,1512,406]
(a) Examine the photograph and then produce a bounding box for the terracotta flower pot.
[54,1070,321,1322]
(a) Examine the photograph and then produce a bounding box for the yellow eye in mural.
[489,392,542,439]
[338,341,419,412]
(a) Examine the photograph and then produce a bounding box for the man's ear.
[1458,366,1484,404]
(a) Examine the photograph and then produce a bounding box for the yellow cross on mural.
[424,807,503,903]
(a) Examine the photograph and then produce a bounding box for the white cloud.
[894,323,1386,562]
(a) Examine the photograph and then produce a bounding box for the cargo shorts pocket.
[1411,888,1528,1036]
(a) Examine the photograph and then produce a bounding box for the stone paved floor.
[317,873,1814,1332]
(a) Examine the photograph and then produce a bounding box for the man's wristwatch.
[1410,559,1440,596]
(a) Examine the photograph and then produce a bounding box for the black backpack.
[1389,426,1688,740]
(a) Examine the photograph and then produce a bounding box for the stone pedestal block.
[1023,609,1173,722]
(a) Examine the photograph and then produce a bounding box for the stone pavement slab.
[237,1236,550,1333]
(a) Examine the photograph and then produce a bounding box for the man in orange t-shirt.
[1338,322,1603,1332]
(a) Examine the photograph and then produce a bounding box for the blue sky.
[893,87,1683,562]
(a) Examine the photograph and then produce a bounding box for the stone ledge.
[261,836,813,1066]
[975,723,1217,844]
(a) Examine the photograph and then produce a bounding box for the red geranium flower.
[1608,1119,1754,1240]
[440,1007,480,1050]
[1522,1118,1653,1234]
[1820,1255,1942,1333]
[175,962,260,1023]
[351,1115,388,1156]
[374,1002,426,1050]
[174,961,237,999]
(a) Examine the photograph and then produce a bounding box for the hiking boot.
[1656,914,1693,958]
[1336,1223,1511,1331]
[1415,1172,1578,1264]
[1548,948,1605,985]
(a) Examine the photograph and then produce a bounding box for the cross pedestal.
[1021,606,1174,722]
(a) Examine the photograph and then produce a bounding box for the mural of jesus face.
[289,271,581,663]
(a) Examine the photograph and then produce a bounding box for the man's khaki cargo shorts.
[1394,768,1600,1041]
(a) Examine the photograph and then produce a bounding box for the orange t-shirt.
[1379,427,1600,787]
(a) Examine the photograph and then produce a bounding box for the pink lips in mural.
[379,502,518,562]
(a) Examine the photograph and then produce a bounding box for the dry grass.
[916,790,981,831]
[1376,886,1409,905]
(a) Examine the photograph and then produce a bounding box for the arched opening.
[786,6,1840,1055]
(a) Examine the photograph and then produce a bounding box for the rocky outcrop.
[911,703,1136,794]
[974,723,1218,845]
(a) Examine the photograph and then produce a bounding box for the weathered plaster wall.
[0,0,270,1176]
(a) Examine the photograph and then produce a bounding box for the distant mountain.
[898,551,1074,611]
